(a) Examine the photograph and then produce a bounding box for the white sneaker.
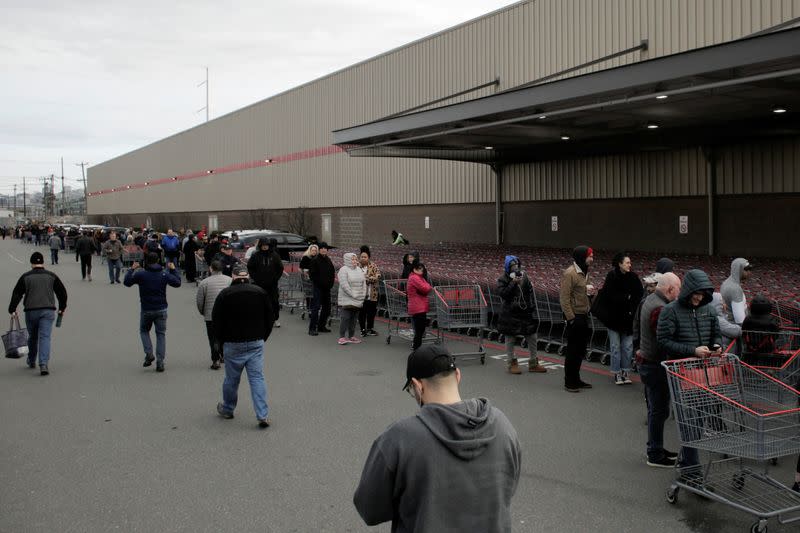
[623,371,633,385]
[614,373,625,386]
[274,321,281,328]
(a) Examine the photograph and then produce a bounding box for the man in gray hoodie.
[353,345,521,532]
[720,257,752,325]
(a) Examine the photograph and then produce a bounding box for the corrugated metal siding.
[88,0,800,215]
[717,137,800,195]
[502,147,707,201]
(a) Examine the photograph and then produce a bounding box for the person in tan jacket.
[560,245,594,392]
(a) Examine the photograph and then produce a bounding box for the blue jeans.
[608,329,633,373]
[25,309,56,366]
[139,309,167,362]
[50,249,59,264]
[221,340,268,420]
[107,258,122,282]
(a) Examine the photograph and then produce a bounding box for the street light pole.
[76,161,88,213]
[197,67,209,122]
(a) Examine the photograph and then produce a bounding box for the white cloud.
[0,0,519,186]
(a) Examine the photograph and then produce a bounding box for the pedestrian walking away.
[196,260,231,369]
[183,233,200,283]
[496,255,546,375]
[48,233,61,265]
[74,231,97,281]
[307,242,335,336]
[560,245,595,392]
[591,252,644,385]
[656,268,722,470]
[102,231,125,284]
[337,252,366,345]
[357,245,381,337]
[8,252,68,375]
[407,262,432,350]
[634,273,682,468]
[212,264,274,428]
[353,344,521,533]
[124,253,181,372]
[247,238,284,328]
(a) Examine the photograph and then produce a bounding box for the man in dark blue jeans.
[635,273,681,467]
[8,252,68,376]
[124,252,181,372]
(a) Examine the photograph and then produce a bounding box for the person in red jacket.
[407,263,432,350]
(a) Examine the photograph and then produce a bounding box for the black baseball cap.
[402,344,457,391]
[30,252,44,265]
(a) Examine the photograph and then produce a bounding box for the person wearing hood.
[182,233,200,283]
[247,238,284,327]
[657,269,722,469]
[720,257,753,325]
[592,252,644,385]
[124,252,182,372]
[337,252,367,345]
[308,242,335,336]
[353,345,521,532]
[496,255,546,375]
[560,245,595,392]
[407,262,432,350]
[740,294,781,360]
[711,293,741,350]
[358,246,381,337]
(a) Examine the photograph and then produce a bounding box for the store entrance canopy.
[333,27,800,164]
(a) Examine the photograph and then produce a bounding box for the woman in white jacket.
[337,252,366,345]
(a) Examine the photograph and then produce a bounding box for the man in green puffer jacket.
[657,269,722,470]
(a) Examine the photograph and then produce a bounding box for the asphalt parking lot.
[0,239,796,533]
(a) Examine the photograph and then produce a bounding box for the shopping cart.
[383,279,439,347]
[278,266,305,315]
[740,330,800,386]
[121,249,144,270]
[434,284,487,364]
[195,256,209,284]
[662,355,800,532]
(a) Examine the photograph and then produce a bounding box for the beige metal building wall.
[88,0,800,216]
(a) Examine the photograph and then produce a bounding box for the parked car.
[234,230,308,260]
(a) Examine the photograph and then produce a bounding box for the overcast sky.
[0,0,519,195]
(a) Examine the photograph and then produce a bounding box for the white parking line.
[6,252,23,264]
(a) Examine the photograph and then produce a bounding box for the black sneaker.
[360,329,367,337]
[143,354,155,367]
[216,403,233,419]
[210,361,221,370]
[318,326,331,333]
[647,456,676,468]
[564,385,580,393]
[39,365,49,376]
[578,381,593,389]
[258,418,270,429]
[367,329,379,336]
[664,449,679,461]
[156,362,165,372]
[308,330,318,336]
[27,360,36,369]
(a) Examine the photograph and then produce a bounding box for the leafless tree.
[286,206,309,237]
[249,209,271,230]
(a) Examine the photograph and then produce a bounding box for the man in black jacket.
[247,238,284,327]
[212,264,274,428]
[307,242,335,335]
[8,252,68,375]
[497,255,546,375]
[216,244,239,277]
[74,231,97,281]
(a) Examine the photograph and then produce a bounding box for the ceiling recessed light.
[110,188,115,192]
[773,106,787,114]
[206,170,213,174]
[264,158,273,163]
[144,181,149,186]
[484,146,493,150]
[126,185,131,189]
[538,115,547,120]
[647,123,659,129]
[172,176,178,181]
[656,94,668,100]
[560,135,570,140]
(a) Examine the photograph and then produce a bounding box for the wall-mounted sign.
[551,216,558,232]
[679,215,688,234]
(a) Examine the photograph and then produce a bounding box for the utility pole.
[13,184,17,215]
[197,67,209,122]
[76,161,88,213]
[22,177,26,219]
[61,157,66,216]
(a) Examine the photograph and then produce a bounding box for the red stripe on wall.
[88,145,346,197]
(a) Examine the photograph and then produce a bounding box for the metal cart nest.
[662,355,800,532]
[382,279,439,347]
[433,284,487,364]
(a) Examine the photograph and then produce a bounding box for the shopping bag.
[3,315,29,359]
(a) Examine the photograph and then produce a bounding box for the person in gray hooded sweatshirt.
[353,344,521,533]
[720,257,752,325]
